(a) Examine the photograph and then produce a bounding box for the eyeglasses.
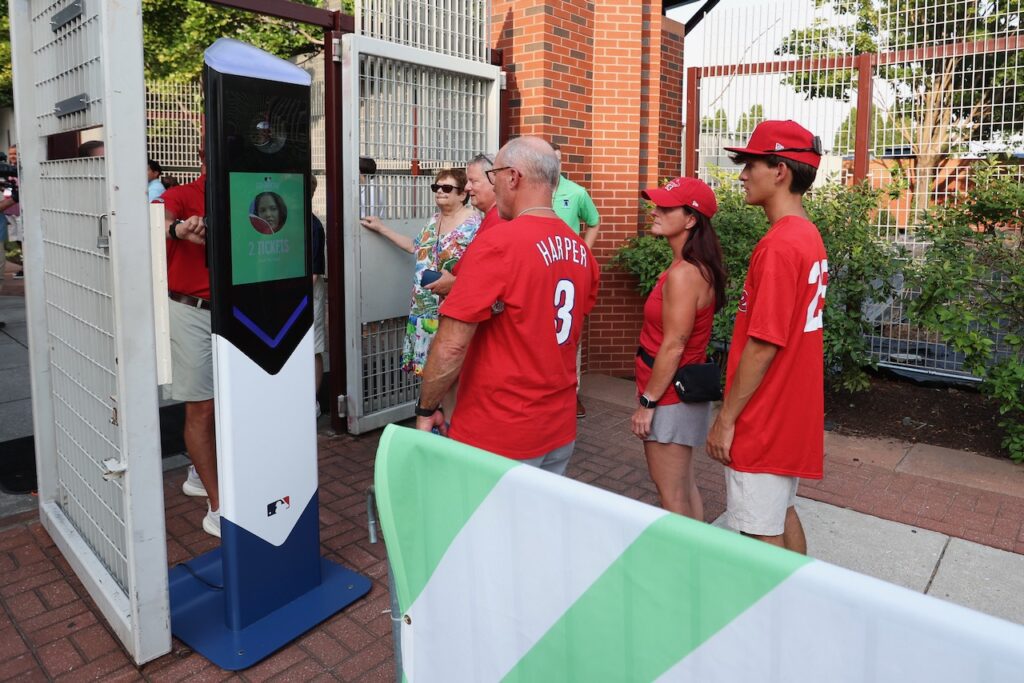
[431,183,462,193]
[486,166,514,184]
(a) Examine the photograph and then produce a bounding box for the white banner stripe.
[659,561,1024,682]
[402,464,668,683]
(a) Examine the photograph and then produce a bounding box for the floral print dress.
[401,210,482,375]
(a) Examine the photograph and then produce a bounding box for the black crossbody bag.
[636,346,723,403]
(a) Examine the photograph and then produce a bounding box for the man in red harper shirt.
[707,120,828,554]
[414,136,600,474]
[154,150,221,538]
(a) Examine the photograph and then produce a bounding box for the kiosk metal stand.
[167,39,370,670]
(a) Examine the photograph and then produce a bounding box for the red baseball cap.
[641,176,718,218]
[724,119,822,169]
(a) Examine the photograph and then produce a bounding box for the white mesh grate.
[41,157,129,589]
[31,0,105,135]
[145,80,203,184]
[356,0,490,63]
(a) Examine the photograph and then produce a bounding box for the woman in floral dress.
[360,168,481,380]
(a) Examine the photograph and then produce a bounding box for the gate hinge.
[336,394,348,417]
[332,37,341,62]
[101,458,127,481]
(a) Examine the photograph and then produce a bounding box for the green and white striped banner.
[374,425,1024,682]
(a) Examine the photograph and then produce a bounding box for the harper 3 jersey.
[440,215,600,459]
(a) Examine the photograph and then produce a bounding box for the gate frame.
[338,33,502,434]
[10,0,171,662]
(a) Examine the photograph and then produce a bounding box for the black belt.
[636,346,656,368]
[169,291,211,311]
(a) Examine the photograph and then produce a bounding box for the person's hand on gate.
[360,216,387,233]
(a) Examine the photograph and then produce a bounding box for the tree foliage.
[735,104,765,138]
[142,0,349,82]
[832,106,910,156]
[0,0,12,108]
[700,108,730,135]
[777,0,1024,201]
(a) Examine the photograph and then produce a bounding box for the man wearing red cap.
[707,120,828,554]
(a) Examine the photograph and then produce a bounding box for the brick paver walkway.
[1,396,1021,680]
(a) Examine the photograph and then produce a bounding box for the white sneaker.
[182,465,208,497]
[202,505,221,538]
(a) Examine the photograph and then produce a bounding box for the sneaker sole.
[202,514,221,538]
[182,480,208,497]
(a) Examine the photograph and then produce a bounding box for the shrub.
[909,161,1024,462]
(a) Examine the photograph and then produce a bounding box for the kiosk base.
[168,551,371,670]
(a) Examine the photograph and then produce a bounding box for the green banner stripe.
[374,425,517,610]
[504,514,811,682]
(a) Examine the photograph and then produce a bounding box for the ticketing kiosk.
[167,39,370,670]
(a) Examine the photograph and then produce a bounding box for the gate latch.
[101,458,127,481]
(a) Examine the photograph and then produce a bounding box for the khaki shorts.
[168,298,214,402]
[724,468,798,537]
[313,277,326,354]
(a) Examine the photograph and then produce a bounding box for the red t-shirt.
[440,215,600,459]
[155,175,209,299]
[726,215,828,479]
[451,206,504,277]
[635,263,715,406]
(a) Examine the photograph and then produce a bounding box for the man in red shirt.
[154,153,221,537]
[414,136,599,474]
[707,120,827,553]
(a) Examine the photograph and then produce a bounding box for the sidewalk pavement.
[0,366,1022,679]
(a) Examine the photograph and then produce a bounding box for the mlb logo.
[267,496,291,517]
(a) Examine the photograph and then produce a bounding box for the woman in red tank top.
[631,177,726,520]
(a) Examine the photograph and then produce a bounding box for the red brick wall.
[491,2,685,377]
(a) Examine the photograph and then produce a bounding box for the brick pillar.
[490,2,685,377]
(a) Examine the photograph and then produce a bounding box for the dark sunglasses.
[431,183,462,193]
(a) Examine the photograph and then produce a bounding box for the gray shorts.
[168,298,214,402]
[644,401,713,447]
[520,441,575,476]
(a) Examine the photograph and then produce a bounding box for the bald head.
[497,136,560,190]
[492,136,561,220]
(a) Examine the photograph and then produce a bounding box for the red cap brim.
[640,186,681,207]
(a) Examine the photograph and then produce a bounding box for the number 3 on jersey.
[554,279,576,344]
[804,259,828,332]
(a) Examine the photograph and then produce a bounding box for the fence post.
[684,66,700,177]
[853,52,874,183]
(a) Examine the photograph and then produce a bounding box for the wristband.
[169,219,184,240]
[414,402,440,418]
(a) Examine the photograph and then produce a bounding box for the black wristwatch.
[169,219,184,240]
[414,402,440,418]
[638,394,658,409]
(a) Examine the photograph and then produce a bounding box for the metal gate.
[340,10,500,433]
[10,0,170,664]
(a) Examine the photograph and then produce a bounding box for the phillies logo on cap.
[664,178,681,191]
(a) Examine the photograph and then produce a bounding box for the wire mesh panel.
[40,157,129,585]
[11,0,170,664]
[145,80,203,184]
[692,0,858,185]
[341,34,500,433]
[863,0,1024,378]
[356,0,490,63]
[689,0,1024,381]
